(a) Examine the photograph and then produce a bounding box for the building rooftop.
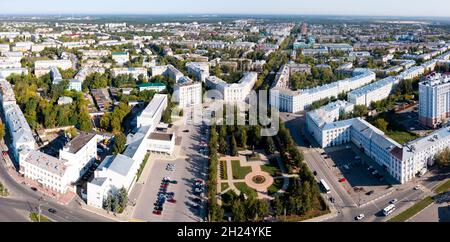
[148,132,173,141]
[24,149,67,177]
[62,132,96,154]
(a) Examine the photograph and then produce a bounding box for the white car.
[355,214,365,220]
[390,198,398,204]
[414,185,420,190]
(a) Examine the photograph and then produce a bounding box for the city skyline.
[1,0,450,17]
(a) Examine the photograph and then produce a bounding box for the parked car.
[31,187,37,192]
[313,171,317,176]
[183,130,189,133]
[390,198,398,204]
[168,198,177,204]
[355,214,365,220]
[414,185,421,190]
[339,178,347,182]
[48,208,57,214]
[366,190,374,196]
[153,210,162,215]
[329,197,336,203]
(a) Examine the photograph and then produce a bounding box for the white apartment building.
[19,149,77,194]
[419,73,450,128]
[270,67,375,113]
[306,100,355,148]
[0,67,28,79]
[186,62,210,82]
[78,49,111,60]
[34,59,72,77]
[205,72,257,103]
[111,52,129,65]
[173,76,202,107]
[87,154,137,208]
[151,64,184,82]
[111,67,148,79]
[2,103,36,160]
[347,76,400,106]
[59,132,98,178]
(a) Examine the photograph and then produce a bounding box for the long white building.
[205,72,258,103]
[87,94,175,209]
[347,76,400,106]
[34,59,72,77]
[419,73,450,128]
[111,67,148,79]
[270,67,375,113]
[306,102,450,184]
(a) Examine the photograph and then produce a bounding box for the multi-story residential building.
[50,67,63,84]
[205,72,258,103]
[270,68,375,113]
[306,100,355,147]
[111,67,148,79]
[59,132,98,178]
[78,49,111,60]
[151,64,184,82]
[186,62,210,82]
[68,79,82,92]
[111,52,129,65]
[19,149,77,194]
[34,59,72,77]
[173,76,202,107]
[419,73,450,128]
[0,67,28,79]
[347,76,400,106]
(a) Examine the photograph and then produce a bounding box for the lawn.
[29,212,52,222]
[386,130,419,145]
[220,160,228,180]
[434,179,450,194]
[388,196,434,222]
[136,153,150,181]
[0,182,9,197]
[221,182,229,191]
[234,182,257,198]
[231,160,252,179]
[268,178,284,194]
[261,158,282,177]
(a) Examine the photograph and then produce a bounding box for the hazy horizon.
[1,0,450,17]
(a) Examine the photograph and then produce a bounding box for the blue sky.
[1,0,450,17]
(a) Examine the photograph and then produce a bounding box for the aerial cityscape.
[1,0,450,225]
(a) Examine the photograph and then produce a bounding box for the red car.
[160,184,169,188]
[153,210,162,215]
[339,178,347,182]
[168,198,177,204]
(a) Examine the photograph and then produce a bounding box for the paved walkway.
[216,150,291,200]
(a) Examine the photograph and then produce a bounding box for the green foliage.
[103,187,128,214]
[112,133,127,155]
[83,72,110,91]
[435,148,450,168]
[0,182,9,197]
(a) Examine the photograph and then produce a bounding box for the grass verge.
[234,182,257,198]
[29,212,52,222]
[388,196,434,222]
[231,160,252,179]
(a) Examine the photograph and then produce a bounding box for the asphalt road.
[0,156,113,222]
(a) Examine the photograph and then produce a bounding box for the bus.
[320,179,331,194]
[382,204,396,216]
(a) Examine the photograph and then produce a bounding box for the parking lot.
[131,108,208,222]
[323,143,396,206]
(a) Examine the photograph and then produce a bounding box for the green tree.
[265,136,276,155]
[235,126,247,148]
[0,121,5,140]
[435,148,450,168]
[231,199,246,222]
[353,104,369,117]
[230,134,238,156]
[112,133,127,155]
[373,118,389,132]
